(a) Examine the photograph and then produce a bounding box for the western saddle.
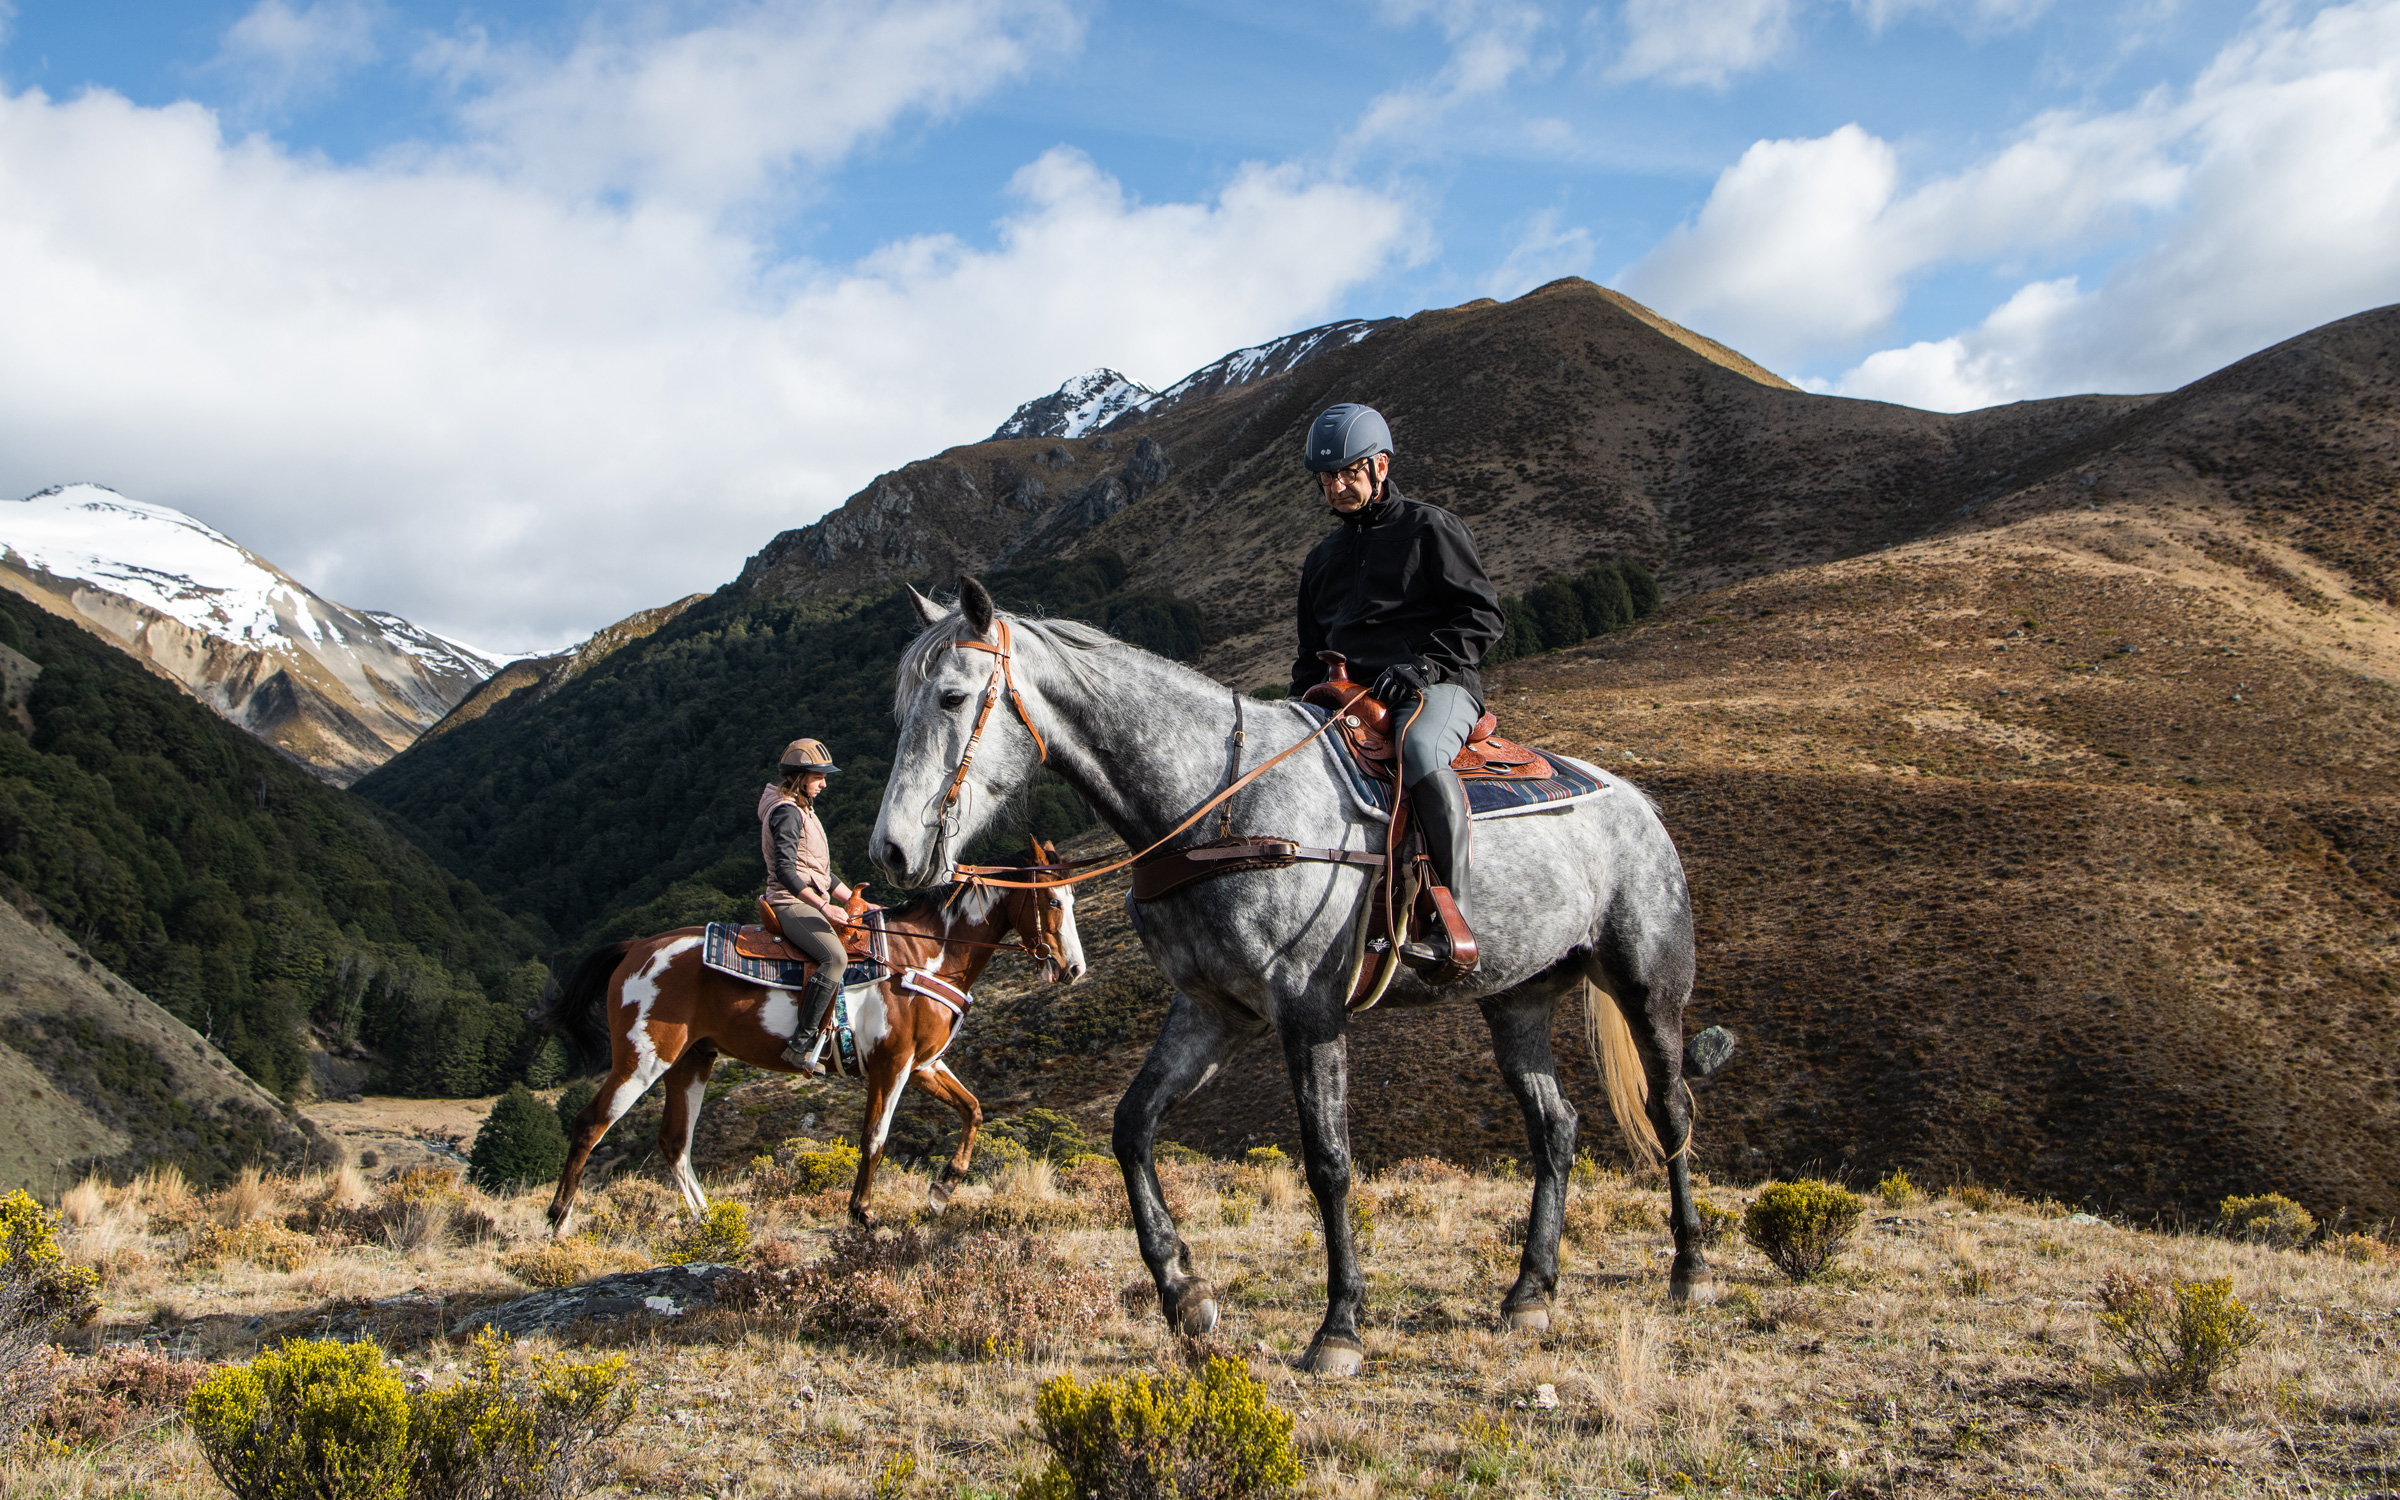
[733,889,879,967]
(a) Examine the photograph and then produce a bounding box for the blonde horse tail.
[1584,976,1664,1170]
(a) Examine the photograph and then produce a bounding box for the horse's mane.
[893,606,1120,719]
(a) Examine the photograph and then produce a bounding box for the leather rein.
[939,618,1382,894]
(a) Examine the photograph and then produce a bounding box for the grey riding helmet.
[1304,403,1394,472]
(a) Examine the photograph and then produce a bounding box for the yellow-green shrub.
[1876,1168,1922,1209]
[2095,1269,2262,1396]
[582,1178,681,1244]
[1242,1145,1288,1169]
[750,1137,864,1198]
[1020,1356,1300,1500]
[655,1202,750,1266]
[2321,1231,2395,1264]
[187,1339,414,1500]
[0,1188,101,1325]
[2217,1193,2316,1250]
[188,1332,634,1500]
[410,1329,633,1499]
[1741,1180,1865,1283]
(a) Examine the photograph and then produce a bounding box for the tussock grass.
[9,1146,2398,1498]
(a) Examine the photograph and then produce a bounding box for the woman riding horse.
[761,737,858,1073]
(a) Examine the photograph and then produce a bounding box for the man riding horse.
[761,737,861,1071]
[1291,403,1504,981]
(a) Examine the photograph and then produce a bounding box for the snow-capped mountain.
[0,484,511,784]
[988,319,1396,442]
[990,368,1156,440]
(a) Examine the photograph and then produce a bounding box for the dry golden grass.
[11,1155,2397,1498]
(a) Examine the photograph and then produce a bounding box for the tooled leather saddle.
[732,889,880,968]
[1305,655,1557,787]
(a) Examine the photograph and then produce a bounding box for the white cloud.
[216,1,382,113]
[1350,1,1551,153]
[428,0,1082,214]
[1612,0,1802,87]
[1482,207,1596,298]
[0,69,1412,647]
[1848,0,2052,35]
[1828,0,2400,408]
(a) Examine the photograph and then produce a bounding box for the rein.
[941,642,1377,891]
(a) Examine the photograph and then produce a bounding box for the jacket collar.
[1332,481,1403,528]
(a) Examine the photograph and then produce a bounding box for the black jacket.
[1290,485,1504,707]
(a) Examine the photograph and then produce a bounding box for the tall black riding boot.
[785,965,844,1075]
[1397,767,1477,982]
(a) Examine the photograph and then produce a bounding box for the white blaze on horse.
[529,845,1084,1232]
[872,580,1723,1376]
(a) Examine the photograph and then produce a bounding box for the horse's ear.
[906,583,950,627]
[960,576,996,637]
[1032,836,1052,866]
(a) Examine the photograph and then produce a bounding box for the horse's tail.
[529,941,632,1077]
[1582,976,1665,1170]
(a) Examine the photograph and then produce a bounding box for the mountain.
[420,593,709,743]
[0,485,510,785]
[988,319,1402,442]
[367,284,2400,1220]
[0,591,547,1103]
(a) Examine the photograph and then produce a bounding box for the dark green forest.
[356,553,1198,960]
[0,596,547,1099]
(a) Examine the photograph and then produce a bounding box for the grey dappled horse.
[871,581,1707,1375]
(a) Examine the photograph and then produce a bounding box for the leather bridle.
[927,617,1373,893]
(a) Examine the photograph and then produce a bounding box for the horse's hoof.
[1670,1267,1719,1305]
[1165,1281,1219,1337]
[926,1184,952,1213]
[1299,1337,1365,1377]
[1503,1304,1551,1333]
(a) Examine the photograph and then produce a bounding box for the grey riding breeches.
[1396,683,1481,790]
[770,901,847,977]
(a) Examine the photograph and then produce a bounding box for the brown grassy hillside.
[866,497,2399,1226]
[0,886,325,1197]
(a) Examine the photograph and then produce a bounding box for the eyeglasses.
[1316,457,1376,487]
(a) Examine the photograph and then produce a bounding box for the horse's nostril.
[881,838,909,874]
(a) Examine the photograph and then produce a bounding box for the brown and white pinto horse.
[531,844,1084,1232]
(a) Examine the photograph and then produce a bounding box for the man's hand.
[1371,661,1433,705]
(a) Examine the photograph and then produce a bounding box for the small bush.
[185,1220,320,1274]
[40,1346,212,1448]
[188,1331,633,1500]
[1383,1156,1465,1184]
[1565,1190,1647,1245]
[380,1167,464,1207]
[1219,1191,1258,1228]
[1742,1180,1865,1283]
[1952,1184,1995,1212]
[1154,1140,1209,1166]
[2095,1269,2263,1397]
[554,1080,600,1136]
[0,1188,101,1327]
[583,1179,682,1243]
[2217,1193,2316,1250]
[1691,1194,1737,1247]
[409,1329,634,1499]
[2321,1231,2395,1264]
[470,1084,570,1191]
[1020,1355,1301,1500]
[187,1338,414,1500]
[1242,1145,1288,1169]
[1010,1107,1094,1165]
[0,1278,67,1449]
[501,1239,649,1289]
[749,1138,863,1199]
[656,1202,750,1266]
[1876,1168,1922,1209]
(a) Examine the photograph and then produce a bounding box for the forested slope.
[0,595,546,1099]
[357,554,1202,954]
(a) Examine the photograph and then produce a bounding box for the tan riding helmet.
[779,738,840,774]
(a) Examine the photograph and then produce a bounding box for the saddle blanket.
[699,923,883,991]
[1329,740,1614,821]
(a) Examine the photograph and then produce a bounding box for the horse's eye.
[940,690,969,711]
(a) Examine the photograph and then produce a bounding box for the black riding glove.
[1371,661,1433,705]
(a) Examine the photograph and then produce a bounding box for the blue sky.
[2,0,2396,646]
